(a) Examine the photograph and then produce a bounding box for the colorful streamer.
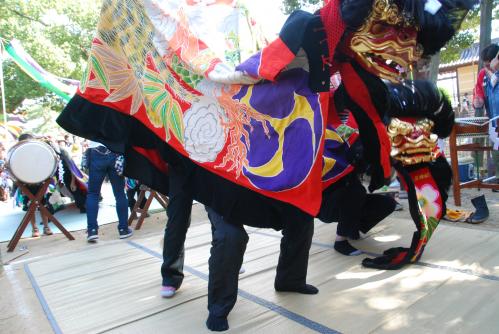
[3,39,77,101]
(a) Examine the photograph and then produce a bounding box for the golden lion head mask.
[347,0,423,82]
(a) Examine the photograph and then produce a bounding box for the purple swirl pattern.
[234,68,323,191]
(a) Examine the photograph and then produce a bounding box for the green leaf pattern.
[171,54,203,88]
[90,54,110,92]
[421,216,439,241]
[143,66,184,143]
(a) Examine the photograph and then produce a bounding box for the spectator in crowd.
[85,141,132,242]
[460,92,470,117]
[0,141,11,202]
[0,141,5,158]
[473,43,499,190]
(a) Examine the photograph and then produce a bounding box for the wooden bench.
[449,117,499,206]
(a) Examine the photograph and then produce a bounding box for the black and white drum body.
[6,140,59,184]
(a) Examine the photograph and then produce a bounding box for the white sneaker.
[160,286,176,298]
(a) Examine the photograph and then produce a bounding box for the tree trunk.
[428,53,441,84]
[415,53,440,83]
[478,0,493,69]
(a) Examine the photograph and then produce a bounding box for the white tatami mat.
[25,218,499,333]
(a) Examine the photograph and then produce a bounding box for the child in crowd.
[0,142,12,202]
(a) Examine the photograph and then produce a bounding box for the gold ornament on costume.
[388,118,439,165]
[348,0,423,82]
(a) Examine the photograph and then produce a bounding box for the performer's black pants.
[206,207,248,319]
[205,207,313,318]
[318,173,396,237]
[161,166,192,288]
[275,216,314,288]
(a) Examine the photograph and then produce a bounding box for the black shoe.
[87,229,99,243]
[334,240,362,256]
[467,195,489,224]
[274,283,319,295]
[118,227,133,239]
[347,230,360,240]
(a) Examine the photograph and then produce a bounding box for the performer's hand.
[347,140,367,174]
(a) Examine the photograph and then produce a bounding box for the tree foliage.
[439,6,480,64]
[281,0,321,14]
[0,0,101,113]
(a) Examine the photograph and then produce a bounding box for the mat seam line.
[248,230,499,282]
[127,240,341,334]
[24,263,63,334]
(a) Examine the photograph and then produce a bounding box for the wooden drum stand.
[7,179,75,252]
[128,184,169,230]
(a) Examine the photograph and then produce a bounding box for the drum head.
[7,140,58,184]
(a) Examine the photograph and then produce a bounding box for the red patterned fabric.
[339,62,392,179]
[259,38,296,81]
[320,0,346,67]
[362,163,445,269]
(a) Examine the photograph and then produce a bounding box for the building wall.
[437,72,459,107]
[438,64,480,118]
[457,64,479,96]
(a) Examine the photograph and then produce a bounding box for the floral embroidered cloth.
[61,0,352,215]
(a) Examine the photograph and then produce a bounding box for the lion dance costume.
[58,0,475,269]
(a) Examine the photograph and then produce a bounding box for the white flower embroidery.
[183,97,227,162]
[416,184,440,218]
